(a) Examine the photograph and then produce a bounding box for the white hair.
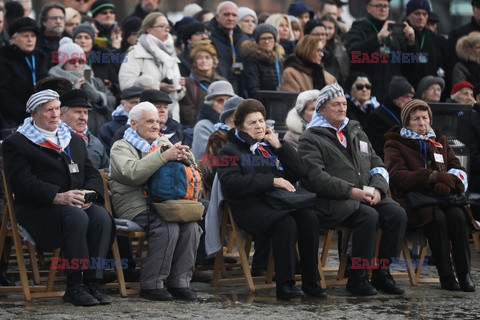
[216,1,238,15]
[129,102,157,122]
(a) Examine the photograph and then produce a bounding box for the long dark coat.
[2,132,104,249]
[217,129,304,235]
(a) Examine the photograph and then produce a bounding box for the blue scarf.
[400,127,437,141]
[213,122,230,132]
[346,94,380,113]
[17,117,71,152]
[123,127,158,153]
[307,112,349,148]
[111,104,129,118]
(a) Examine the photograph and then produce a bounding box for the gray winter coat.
[298,120,395,228]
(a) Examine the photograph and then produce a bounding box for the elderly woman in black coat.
[217,99,324,300]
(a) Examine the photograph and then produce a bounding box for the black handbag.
[265,187,316,210]
[406,191,469,210]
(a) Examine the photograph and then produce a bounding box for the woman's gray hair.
[129,102,157,122]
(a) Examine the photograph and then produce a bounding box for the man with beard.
[37,3,67,67]
[128,0,161,21]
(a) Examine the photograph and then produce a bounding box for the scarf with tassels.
[123,127,158,153]
[17,117,71,152]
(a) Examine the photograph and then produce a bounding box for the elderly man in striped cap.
[2,90,113,306]
[298,83,407,296]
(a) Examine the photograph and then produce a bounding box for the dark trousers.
[424,206,471,277]
[61,204,112,280]
[269,209,320,286]
[341,203,407,263]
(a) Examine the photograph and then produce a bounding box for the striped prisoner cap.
[26,89,60,113]
[315,82,345,111]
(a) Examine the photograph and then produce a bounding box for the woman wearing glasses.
[119,12,185,122]
[48,37,116,135]
[240,23,285,98]
[345,72,379,129]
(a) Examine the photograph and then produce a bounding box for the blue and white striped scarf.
[62,121,88,135]
[400,127,437,141]
[346,94,380,113]
[111,104,129,118]
[123,127,158,153]
[17,117,71,151]
[213,122,230,132]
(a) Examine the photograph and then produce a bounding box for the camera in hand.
[388,23,404,35]
[84,192,98,203]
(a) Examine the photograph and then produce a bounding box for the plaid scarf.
[17,117,71,152]
[400,127,442,148]
[123,127,158,153]
[62,121,89,142]
[307,112,349,148]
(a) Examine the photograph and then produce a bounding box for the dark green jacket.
[298,120,395,228]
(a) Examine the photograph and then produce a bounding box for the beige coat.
[280,63,336,93]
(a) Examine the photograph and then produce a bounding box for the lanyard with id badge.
[64,146,79,174]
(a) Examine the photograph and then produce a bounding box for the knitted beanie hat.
[406,0,431,16]
[57,37,86,68]
[72,22,95,42]
[400,99,432,127]
[253,23,278,43]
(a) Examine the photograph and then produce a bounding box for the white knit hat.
[238,7,258,25]
[315,83,345,111]
[295,90,320,115]
[57,37,86,68]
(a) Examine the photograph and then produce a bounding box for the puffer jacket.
[298,120,395,228]
[240,40,284,97]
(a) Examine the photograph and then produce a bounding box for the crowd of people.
[0,0,478,306]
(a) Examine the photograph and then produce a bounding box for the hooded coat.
[240,40,284,97]
[452,32,480,86]
[383,126,465,228]
[283,108,305,150]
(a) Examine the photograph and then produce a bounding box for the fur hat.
[189,40,218,63]
[238,7,258,25]
[295,90,320,115]
[401,99,432,127]
[456,32,480,64]
[415,76,445,99]
[406,0,431,16]
[57,37,86,67]
[253,24,278,43]
[388,76,414,100]
[315,83,345,111]
[72,22,95,41]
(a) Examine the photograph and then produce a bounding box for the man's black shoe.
[86,282,111,305]
[301,283,327,298]
[139,288,173,301]
[0,269,15,286]
[457,272,475,292]
[346,270,378,296]
[168,287,197,301]
[440,274,461,291]
[371,269,405,294]
[276,283,305,300]
[63,284,100,306]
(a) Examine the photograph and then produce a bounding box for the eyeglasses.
[67,59,86,65]
[259,36,275,42]
[151,24,170,30]
[355,84,372,90]
[369,4,390,9]
[46,16,65,21]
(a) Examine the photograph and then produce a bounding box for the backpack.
[148,160,202,202]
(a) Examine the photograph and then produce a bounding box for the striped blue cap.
[26,89,59,113]
[315,83,345,111]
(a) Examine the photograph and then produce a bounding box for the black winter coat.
[217,129,304,235]
[0,46,48,136]
[364,101,402,160]
[344,15,415,102]
[208,18,249,94]
[240,40,284,98]
[3,132,104,249]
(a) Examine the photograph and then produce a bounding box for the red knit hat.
[451,81,474,95]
